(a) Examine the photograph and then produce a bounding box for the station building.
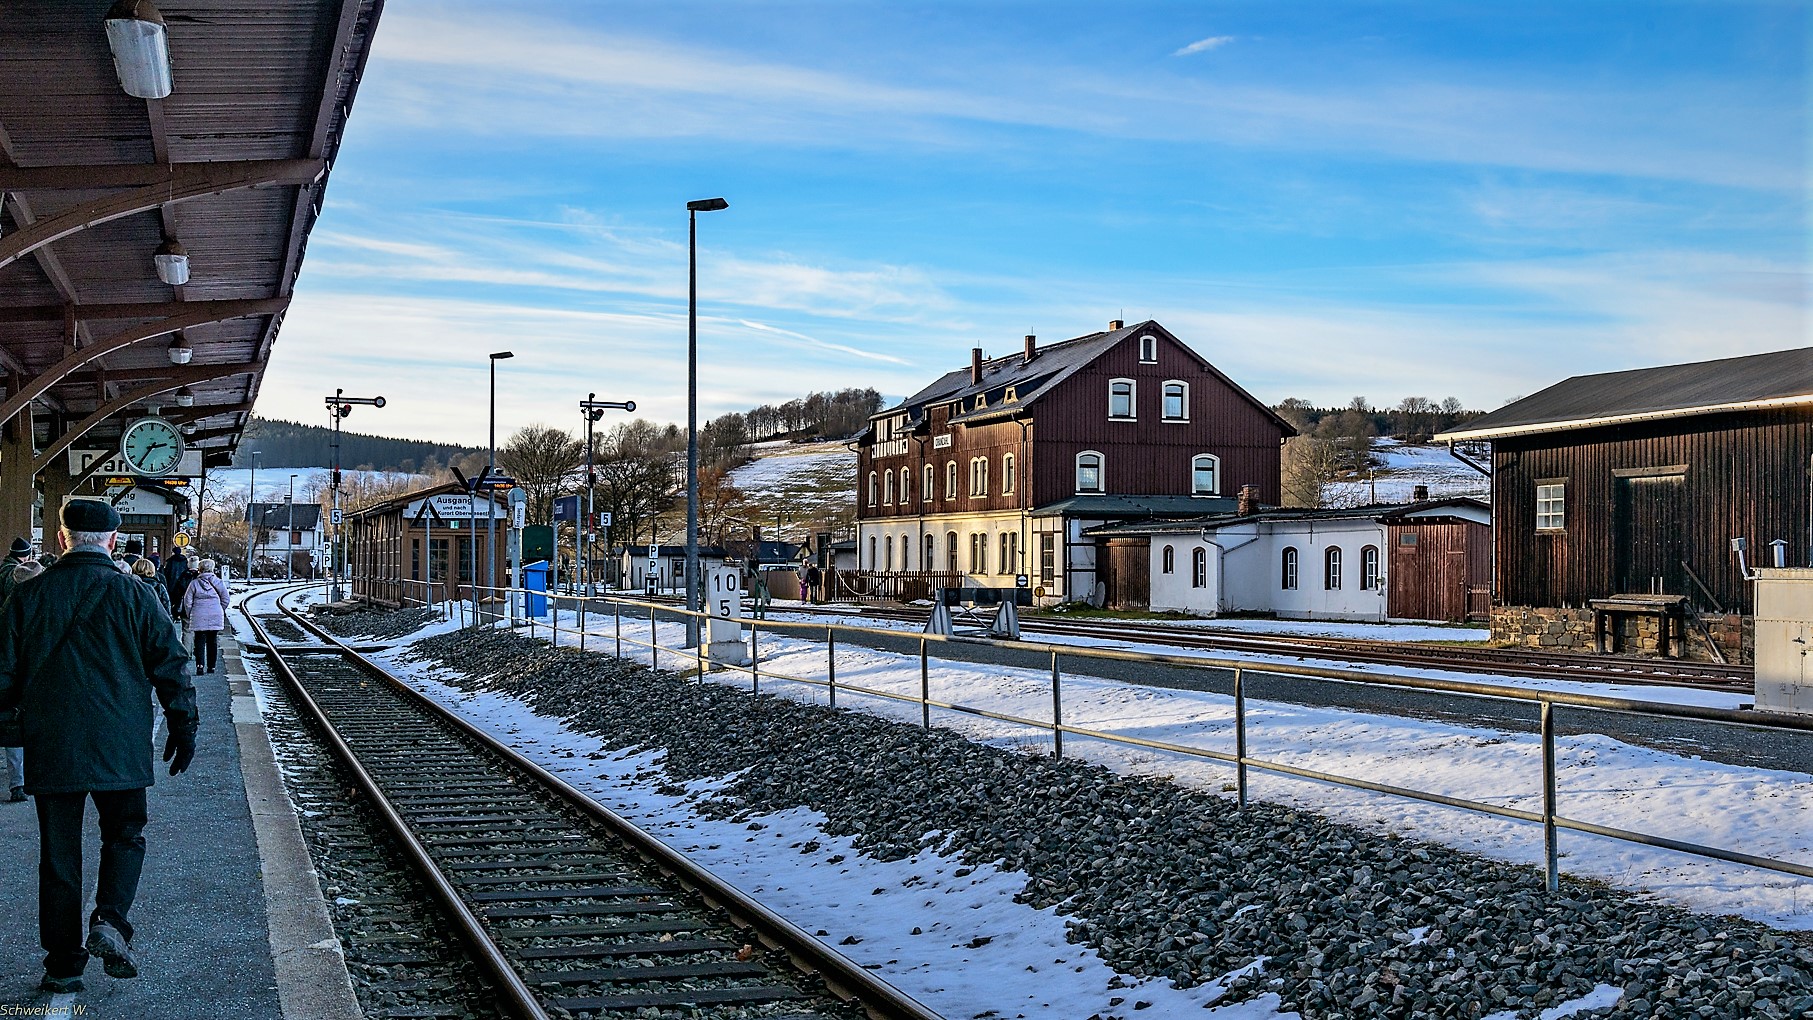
[345,482,509,607]
[852,320,1293,605]
[1435,347,1813,661]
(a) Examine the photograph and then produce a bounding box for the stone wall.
[1490,606,1752,664]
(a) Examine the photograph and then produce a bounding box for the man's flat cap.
[61,499,122,532]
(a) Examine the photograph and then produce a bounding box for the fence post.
[650,603,658,671]
[750,619,760,696]
[1541,700,1559,893]
[696,606,705,679]
[1234,667,1248,809]
[920,637,930,729]
[579,591,586,653]
[614,598,622,659]
[827,626,837,709]
[1050,648,1063,758]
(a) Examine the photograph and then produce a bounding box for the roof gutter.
[1434,393,1813,443]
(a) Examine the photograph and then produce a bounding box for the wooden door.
[1615,474,1688,595]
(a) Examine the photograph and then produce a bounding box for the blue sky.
[261,0,1809,445]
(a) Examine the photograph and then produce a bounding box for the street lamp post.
[579,393,636,597]
[685,197,728,648]
[487,352,513,608]
[244,450,259,587]
[286,473,297,581]
[324,388,386,601]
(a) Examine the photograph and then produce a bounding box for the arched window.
[1162,545,1175,574]
[924,532,936,571]
[883,470,893,505]
[1139,334,1158,362]
[1361,545,1380,590]
[868,535,877,570]
[1075,451,1104,493]
[946,531,958,573]
[900,534,911,571]
[867,471,878,507]
[884,535,894,571]
[900,467,911,503]
[969,457,988,497]
[923,464,934,502]
[1325,546,1343,590]
[1281,547,1299,590]
[1002,453,1016,494]
[1192,547,1207,589]
[946,461,958,500]
[999,532,1016,574]
[970,533,988,574]
[1163,381,1189,421]
[1108,378,1136,419]
[1191,454,1220,496]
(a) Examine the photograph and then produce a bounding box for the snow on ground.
[728,440,855,503]
[1323,439,1489,505]
[425,603,1811,933]
[369,630,1282,1018]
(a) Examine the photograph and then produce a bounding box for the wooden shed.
[346,483,508,607]
[1437,346,1813,661]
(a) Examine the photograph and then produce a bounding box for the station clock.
[119,416,186,476]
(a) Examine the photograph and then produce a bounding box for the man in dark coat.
[0,500,196,994]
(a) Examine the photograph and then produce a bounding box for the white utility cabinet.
[1754,567,1813,715]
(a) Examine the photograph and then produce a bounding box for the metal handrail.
[442,581,1813,889]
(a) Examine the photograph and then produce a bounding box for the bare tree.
[1281,437,1341,508]
[498,424,584,524]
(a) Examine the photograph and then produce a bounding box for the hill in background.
[232,417,483,473]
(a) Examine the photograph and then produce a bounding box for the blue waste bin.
[522,560,550,617]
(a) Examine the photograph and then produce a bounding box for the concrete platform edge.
[226,634,365,1020]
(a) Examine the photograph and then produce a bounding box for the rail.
[445,579,1813,894]
[243,582,947,1020]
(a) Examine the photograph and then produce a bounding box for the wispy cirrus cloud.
[1173,35,1235,56]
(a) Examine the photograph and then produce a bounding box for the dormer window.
[1139,335,1158,363]
[974,392,987,410]
[1004,386,1017,403]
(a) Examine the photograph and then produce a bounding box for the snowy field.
[1324,439,1489,504]
[727,439,855,506]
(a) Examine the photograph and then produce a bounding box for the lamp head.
[166,331,193,364]
[490,351,514,361]
[173,385,195,407]
[686,197,729,212]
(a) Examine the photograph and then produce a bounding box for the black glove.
[163,726,196,776]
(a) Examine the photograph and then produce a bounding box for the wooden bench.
[1588,595,1688,658]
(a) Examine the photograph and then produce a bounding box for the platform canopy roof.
[0,0,385,478]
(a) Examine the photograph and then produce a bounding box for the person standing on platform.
[131,559,175,626]
[0,536,31,604]
[180,559,230,676]
[2,559,41,804]
[0,499,196,994]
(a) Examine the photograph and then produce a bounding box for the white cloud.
[1173,35,1235,57]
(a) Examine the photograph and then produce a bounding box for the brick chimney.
[1237,484,1259,516]
[1412,484,1430,502]
[1108,319,1124,330]
[970,347,984,384]
[1023,334,1037,363]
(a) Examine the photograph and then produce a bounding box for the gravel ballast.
[402,626,1813,1019]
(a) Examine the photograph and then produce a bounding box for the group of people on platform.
[0,500,222,994]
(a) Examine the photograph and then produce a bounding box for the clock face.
[120,417,186,476]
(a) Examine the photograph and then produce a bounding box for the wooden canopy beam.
[0,298,285,430]
[0,160,323,271]
[33,362,260,473]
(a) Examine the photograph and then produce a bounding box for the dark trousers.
[193,629,220,673]
[35,789,148,978]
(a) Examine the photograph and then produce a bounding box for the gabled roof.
[1086,497,1490,536]
[1436,347,1813,442]
[248,502,322,530]
[871,320,1294,435]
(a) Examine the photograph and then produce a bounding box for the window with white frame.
[900,534,911,570]
[1002,453,1016,494]
[1162,381,1189,421]
[1282,547,1299,590]
[946,461,958,500]
[1075,451,1104,493]
[923,464,935,502]
[868,535,877,569]
[1361,545,1380,590]
[1536,482,1565,532]
[867,471,877,507]
[884,535,893,571]
[1139,334,1157,362]
[1108,378,1136,419]
[970,533,988,574]
[1191,454,1220,495]
[1191,547,1207,589]
[1162,545,1175,574]
[899,467,911,504]
[883,470,893,505]
[1325,546,1343,590]
[946,531,958,572]
[999,532,1015,574]
[969,457,989,497]
[924,533,936,571]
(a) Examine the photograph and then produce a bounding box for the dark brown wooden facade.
[347,483,508,608]
[1490,407,1811,615]
[1386,519,1491,622]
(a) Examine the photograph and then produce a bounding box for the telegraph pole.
[579,394,636,596]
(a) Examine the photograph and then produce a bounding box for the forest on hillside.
[230,418,483,472]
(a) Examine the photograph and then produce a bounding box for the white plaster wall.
[858,512,1026,579]
[1144,519,1389,621]
[1267,519,1388,621]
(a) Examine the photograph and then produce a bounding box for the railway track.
[243,585,943,1020]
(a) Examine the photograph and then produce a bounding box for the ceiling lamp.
[180,422,196,436]
[166,331,193,364]
[153,238,189,285]
[173,385,195,407]
[104,0,174,100]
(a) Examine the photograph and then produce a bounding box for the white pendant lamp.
[104,0,174,100]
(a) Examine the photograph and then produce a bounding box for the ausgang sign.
[69,449,202,478]
[405,493,504,521]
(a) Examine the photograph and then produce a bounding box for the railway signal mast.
[579,394,636,595]
[325,388,386,601]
